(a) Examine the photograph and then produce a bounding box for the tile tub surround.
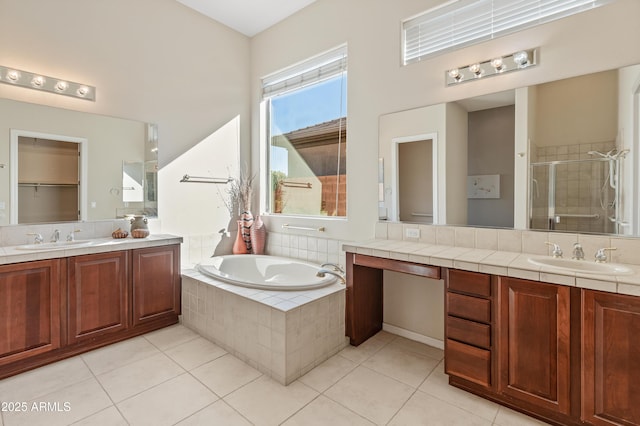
[353,222,640,296]
[181,268,348,385]
[181,230,347,269]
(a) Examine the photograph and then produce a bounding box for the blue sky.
[270,74,347,136]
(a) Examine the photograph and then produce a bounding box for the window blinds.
[403,0,614,65]
[262,45,347,99]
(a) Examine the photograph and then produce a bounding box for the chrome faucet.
[51,229,60,243]
[595,247,616,263]
[316,268,346,284]
[27,233,44,244]
[545,242,563,258]
[67,229,81,241]
[571,243,585,260]
[320,262,345,274]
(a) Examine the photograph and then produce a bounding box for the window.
[262,45,347,217]
[403,0,614,65]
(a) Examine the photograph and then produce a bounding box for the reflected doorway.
[396,138,434,223]
[10,130,88,224]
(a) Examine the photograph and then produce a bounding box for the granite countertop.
[343,239,640,297]
[0,234,183,265]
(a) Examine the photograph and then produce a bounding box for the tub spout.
[316,268,345,284]
[320,262,345,274]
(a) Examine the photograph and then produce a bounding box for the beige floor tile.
[225,375,318,426]
[493,406,551,426]
[388,390,492,426]
[71,406,128,425]
[176,400,251,426]
[324,366,415,425]
[338,332,393,364]
[298,354,357,392]
[0,357,92,403]
[81,336,161,375]
[191,353,262,397]
[143,324,199,351]
[363,344,439,388]
[282,395,375,426]
[97,352,184,402]
[117,373,217,426]
[388,336,444,361]
[419,361,499,422]
[164,337,227,371]
[3,378,112,426]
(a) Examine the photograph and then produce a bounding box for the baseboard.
[382,323,444,350]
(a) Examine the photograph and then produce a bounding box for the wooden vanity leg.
[346,252,383,346]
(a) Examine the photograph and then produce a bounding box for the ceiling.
[177,0,317,37]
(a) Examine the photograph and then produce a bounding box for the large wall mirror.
[0,98,158,225]
[379,63,640,236]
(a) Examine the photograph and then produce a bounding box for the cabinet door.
[582,290,640,426]
[67,251,129,344]
[498,277,571,415]
[132,245,180,326]
[0,260,61,366]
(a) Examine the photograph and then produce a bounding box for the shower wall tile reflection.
[531,141,616,234]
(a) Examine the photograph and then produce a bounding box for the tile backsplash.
[0,218,136,247]
[375,222,640,266]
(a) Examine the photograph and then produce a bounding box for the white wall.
[251,0,640,343]
[0,0,251,242]
[251,0,640,244]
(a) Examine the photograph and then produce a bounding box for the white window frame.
[260,44,348,217]
[402,0,615,65]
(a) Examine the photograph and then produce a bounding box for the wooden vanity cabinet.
[497,277,573,417]
[445,269,496,390]
[67,251,129,344]
[582,290,640,426]
[132,245,181,326]
[0,260,62,367]
[0,243,181,380]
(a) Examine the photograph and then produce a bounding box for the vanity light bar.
[445,48,538,87]
[0,65,96,101]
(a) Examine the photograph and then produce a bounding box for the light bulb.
[31,76,45,88]
[55,81,68,92]
[448,68,462,82]
[7,70,20,82]
[76,86,89,97]
[491,57,504,72]
[513,50,529,67]
[469,63,482,77]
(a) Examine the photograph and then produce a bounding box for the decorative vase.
[128,214,149,238]
[250,215,266,255]
[240,211,254,253]
[232,220,248,254]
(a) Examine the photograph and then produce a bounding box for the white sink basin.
[15,240,94,251]
[527,256,634,276]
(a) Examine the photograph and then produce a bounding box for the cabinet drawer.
[446,316,491,349]
[445,339,491,387]
[447,292,491,323]
[447,269,491,297]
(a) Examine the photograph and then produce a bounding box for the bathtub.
[196,254,337,291]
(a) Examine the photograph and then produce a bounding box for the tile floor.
[0,325,549,425]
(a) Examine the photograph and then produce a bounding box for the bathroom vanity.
[344,237,640,426]
[0,236,181,380]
